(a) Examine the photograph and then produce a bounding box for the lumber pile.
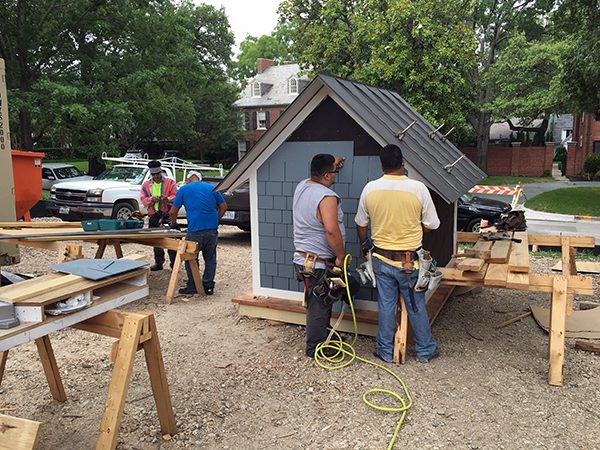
[0,254,148,325]
[447,231,530,288]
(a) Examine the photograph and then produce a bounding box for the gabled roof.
[233,63,310,108]
[219,74,486,203]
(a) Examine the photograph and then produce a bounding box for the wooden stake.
[393,295,408,364]
[0,351,7,387]
[35,336,67,402]
[574,340,600,353]
[548,276,568,386]
[561,237,575,315]
[495,311,532,330]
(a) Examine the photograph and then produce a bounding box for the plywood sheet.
[531,304,600,338]
[551,260,600,274]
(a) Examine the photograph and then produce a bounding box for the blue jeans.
[185,229,218,291]
[373,257,437,361]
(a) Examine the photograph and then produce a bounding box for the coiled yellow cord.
[314,254,412,450]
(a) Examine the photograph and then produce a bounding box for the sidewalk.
[521,207,600,223]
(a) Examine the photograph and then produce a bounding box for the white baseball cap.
[186,171,202,181]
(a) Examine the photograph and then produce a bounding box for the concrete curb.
[574,215,600,222]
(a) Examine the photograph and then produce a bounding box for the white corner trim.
[250,172,261,293]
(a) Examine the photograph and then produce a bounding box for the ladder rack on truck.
[101,152,225,178]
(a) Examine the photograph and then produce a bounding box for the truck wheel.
[466,218,482,232]
[112,202,135,220]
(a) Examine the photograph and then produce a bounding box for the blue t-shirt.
[173,181,225,232]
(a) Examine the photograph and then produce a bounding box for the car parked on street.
[457,193,512,232]
[42,163,92,191]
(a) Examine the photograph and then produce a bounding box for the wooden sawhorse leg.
[73,311,175,450]
[393,295,408,364]
[0,339,67,402]
[548,276,568,386]
[35,336,67,402]
[95,240,123,259]
[166,239,203,304]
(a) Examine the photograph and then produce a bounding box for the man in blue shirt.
[169,171,227,295]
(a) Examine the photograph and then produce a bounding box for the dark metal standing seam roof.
[217,73,486,203]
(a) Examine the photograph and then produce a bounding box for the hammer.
[481,232,522,244]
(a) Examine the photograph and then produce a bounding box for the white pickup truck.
[47,156,223,221]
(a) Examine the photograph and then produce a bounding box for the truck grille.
[55,188,87,203]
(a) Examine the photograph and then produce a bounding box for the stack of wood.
[443,231,530,288]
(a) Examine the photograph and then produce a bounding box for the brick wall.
[243,107,285,149]
[461,144,553,176]
[568,113,600,176]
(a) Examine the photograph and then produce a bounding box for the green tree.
[278,0,477,143]
[488,33,569,145]
[232,25,293,82]
[554,0,600,113]
[0,0,240,166]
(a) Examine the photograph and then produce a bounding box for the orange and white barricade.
[468,183,525,210]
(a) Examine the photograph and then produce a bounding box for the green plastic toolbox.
[98,219,128,230]
[81,220,100,231]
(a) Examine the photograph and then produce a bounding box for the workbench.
[393,231,595,386]
[0,257,176,449]
[0,223,203,303]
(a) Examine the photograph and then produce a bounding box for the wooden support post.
[111,241,123,259]
[57,244,83,263]
[548,276,568,386]
[35,336,67,402]
[393,296,408,364]
[181,253,203,295]
[142,314,176,436]
[96,315,143,449]
[166,239,187,304]
[0,351,8,387]
[561,237,575,315]
[95,240,107,258]
[96,312,175,449]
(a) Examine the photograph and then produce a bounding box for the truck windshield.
[95,166,146,184]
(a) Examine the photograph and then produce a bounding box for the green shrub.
[542,169,551,177]
[583,154,600,180]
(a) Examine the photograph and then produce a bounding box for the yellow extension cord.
[314,254,413,450]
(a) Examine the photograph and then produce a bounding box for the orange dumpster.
[11,150,45,220]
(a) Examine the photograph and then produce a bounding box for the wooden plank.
[456,231,479,243]
[528,234,595,248]
[507,232,529,273]
[97,315,144,449]
[73,311,127,339]
[548,276,568,386]
[35,336,67,402]
[483,263,508,287]
[0,414,41,450]
[15,268,148,307]
[574,340,600,353]
[506,270,530,289]
[441,264,488,282]
[0,221,80,228]
[142,314,176,436]
[456,258,485,272]
[489,240,512,264]
[0,273,82,303]
[561,237,575,315]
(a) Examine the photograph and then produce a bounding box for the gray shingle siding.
[257,140,382,303]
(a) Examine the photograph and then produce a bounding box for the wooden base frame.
[0,311,175,450]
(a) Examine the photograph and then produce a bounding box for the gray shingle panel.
[273,196,287,210]
[272,277,289,291]
[261,275,272,286]
[261,236,281,250]
[266,209,282,223]
[274,223,287,237]
[260,249,275,263]
[259,222,274,237]
[258,195,273,209]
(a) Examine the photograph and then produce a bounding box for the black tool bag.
[495,210,527,232]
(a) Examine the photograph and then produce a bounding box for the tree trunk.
[475,112,492,172]
[18,109,33,150]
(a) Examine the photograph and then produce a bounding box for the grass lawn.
[525,187,600,216]
[481,175,554,185]
[48,159,89,173]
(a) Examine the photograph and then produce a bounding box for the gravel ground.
[1,225,599,449]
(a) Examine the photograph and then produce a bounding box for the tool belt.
[296,251,334,266]
[373,246,419,270]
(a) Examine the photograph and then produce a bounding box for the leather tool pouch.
[300,251,318,278]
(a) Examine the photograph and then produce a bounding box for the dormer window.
[252,82,261,97]
[288,78,298,94]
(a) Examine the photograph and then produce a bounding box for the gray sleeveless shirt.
[292,179,345,269]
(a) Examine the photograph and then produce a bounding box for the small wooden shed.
[218,74,485,333]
